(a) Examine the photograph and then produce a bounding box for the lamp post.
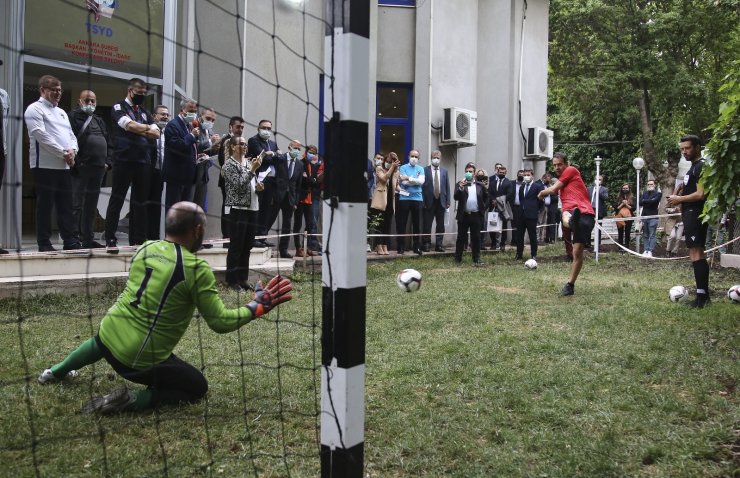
[594,155,602,262]
[632,157,645,254]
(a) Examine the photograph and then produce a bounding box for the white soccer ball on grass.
[396,269,422,293]
[727,285,740,303]
[669,285,689,303]
[524,259,538,269]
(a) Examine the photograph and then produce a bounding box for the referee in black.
[667,134,710,308]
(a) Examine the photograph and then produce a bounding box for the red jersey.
[558,165,595,215]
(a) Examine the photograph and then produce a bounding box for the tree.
[548,0,740,197]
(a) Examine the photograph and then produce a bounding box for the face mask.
[431,158,440,167]
[307,153,317,162]
[375,159,383,167]
[384,162,391,169]
[201,120,214,130]
[81,104,95,115]
[289,148,301,159]
[183,112,197,123]
[409,157,419,166]
[497,173,505,179]
[476,175,486,182]
[131,93,146,106]
[157,120,168,130]
[464,172,474,181]
[622,188,629,193]
[647,186,655,191]
[259,128,271,139]
[523,175,532,183]
[517,175,524,182]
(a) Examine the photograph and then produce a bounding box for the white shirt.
[0,88,8,157]
[465,183,478,212]
[24,97,78,170]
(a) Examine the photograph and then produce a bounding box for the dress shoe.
[414,249,423,256]
[105,238,118,248]
[421,245,431,253]
[63,242,83,251]
[473,260,485,266]
[202,243,213,249]
[263,240,275,247]
[279,251,293,259]
[514,255,523,260]
[38,244,57,252]
[0,248,8,254]
[499,245,505,251]
[397,250,405,255]
[434,246,445,252]
[82,241,105,249]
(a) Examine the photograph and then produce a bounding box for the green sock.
[127,389,153,411]
[50,337,103,377]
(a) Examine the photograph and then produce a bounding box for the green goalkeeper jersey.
[98,240,254,369]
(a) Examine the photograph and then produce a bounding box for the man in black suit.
[247,119,279,247]
[508,169,525,247]
[454,162,488,266]
[421,150,450,252]
[515,169,545,260]
[488,163,512,250]
[268,140,303,258]
[587,175,609,245]
[162,98,199,212]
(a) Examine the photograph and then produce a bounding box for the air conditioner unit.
[442,107,477,146]
[526,127,554,159]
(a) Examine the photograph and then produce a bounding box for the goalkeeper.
[38,201,293,414]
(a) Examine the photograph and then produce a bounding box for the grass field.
[1,247,738,477]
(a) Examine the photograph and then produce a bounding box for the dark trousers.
[264,193,294,253]
[546,207,558,242]
[395,200,422,252]
[617,222,633,250]
[293,202,317,250]
[146,167,164,240]
[377,204,394,247]
[105,162,151,245]
[164,180,194,213]
[71,165,106,245]
[32,168,79,248]
[192,163,209,211]
[455,212,482,262]
[226,208,257,284]
[509,205,521,245]
[516,217,538,258]
[96,335,207,408]
[422,199,446,248]
[219,186,231,238]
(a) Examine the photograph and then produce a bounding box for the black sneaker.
[687,294,710,309]
[81,386,135,415]
[560,282,575,296]
[62,242,83,250]
[38,245,57,252]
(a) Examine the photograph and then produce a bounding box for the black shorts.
[572,213,595,245]
[681,205,708,248]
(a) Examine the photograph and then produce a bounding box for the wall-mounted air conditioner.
[442,107,477,146]
[526,127,554,159]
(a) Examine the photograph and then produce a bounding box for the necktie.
[525,184,530,197]
[497,178,501,193]
[289,158,294,177]
[157,139,163,170]
[434,168,440,199]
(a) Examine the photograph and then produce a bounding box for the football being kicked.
[396,269,422,292]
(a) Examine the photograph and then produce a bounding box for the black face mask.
[131,93,146,106]
[497,173,505,179]
[517,175,523,182]
[622,189,629,193]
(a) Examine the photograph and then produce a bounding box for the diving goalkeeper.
[38,201,293,414]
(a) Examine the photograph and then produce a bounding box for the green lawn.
[1,248,738,477]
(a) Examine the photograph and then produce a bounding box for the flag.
[86,0,101,22]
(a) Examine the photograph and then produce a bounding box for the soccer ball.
[524,259,538,269]
[727,285,740,303]
[669,285,689,303]
[396,269,422,293]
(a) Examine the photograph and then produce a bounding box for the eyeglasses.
[44,87,63,93]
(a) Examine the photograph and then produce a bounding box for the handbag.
[486,211,501,232]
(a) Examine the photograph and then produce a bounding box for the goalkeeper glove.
[246,275,293,318]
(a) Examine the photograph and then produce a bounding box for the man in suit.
[515,169,545,260]
[587,175,609,246]
[488,164,512,251]
[454,162,488,266]
[217,116,245,242]
[508,169,525,247]
[163,98,199,212]
[269,140,303,258]
[192,107,221,212]
[421,150,450,252]
[247,119,279,247]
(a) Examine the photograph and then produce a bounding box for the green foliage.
[549,0,740,193]
[701,61,740,223]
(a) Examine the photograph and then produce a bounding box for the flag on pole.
[86,0,101,22]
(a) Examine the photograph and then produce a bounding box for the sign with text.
[25,0,165,78]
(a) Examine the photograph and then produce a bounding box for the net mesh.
[0,0,332,476]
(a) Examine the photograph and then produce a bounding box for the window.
[375,83,413,161]
[379,0,415,6]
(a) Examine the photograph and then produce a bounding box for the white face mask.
[431,158,440,167]
[375,159,383,167]
[81,104,96,115]
[183,112,197,123]
[201,120,214,130]
[523,175,532,183]
[259,128,271,140]
[647,186,655,191]
[409,157,419,166]
[384,162,391,169]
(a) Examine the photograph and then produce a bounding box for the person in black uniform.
[105,78,160,248]
[667,134,711,308]
[247,119,279,247]
[69,90,113,248]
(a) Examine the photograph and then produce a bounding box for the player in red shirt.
[538,152,595,296]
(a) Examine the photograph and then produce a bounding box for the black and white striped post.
[321,0,370,476]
